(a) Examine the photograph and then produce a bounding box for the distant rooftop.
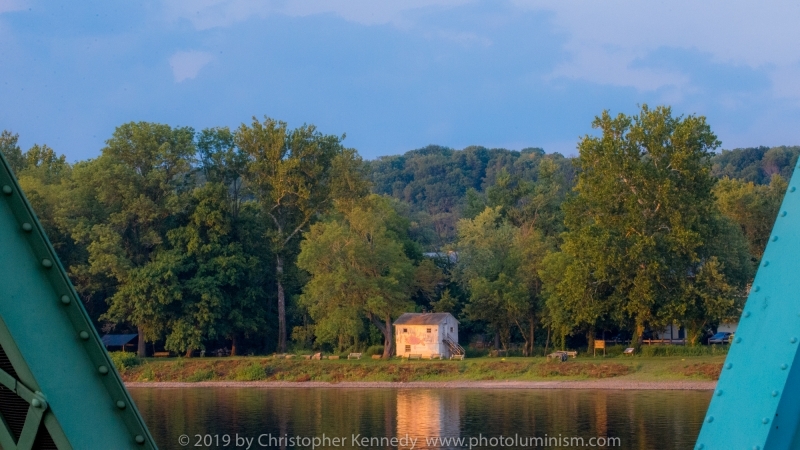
[393,312,458,326]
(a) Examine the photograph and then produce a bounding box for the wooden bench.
[624,347,635,356]
[154,351,170,357]
[348,353,362,360]
[429,353,442,360]
[371,355,382,360]
[566,351,577,358]
[311,352,322,360]
[547,351,568,362]
[407,354,422,360]
[450,354,465,361]
[328,355,340,360]
[273,353,287,359]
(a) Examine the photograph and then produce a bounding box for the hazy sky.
[1,0,799,160]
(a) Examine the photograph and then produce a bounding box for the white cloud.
[513,0,800,99]
[169,50,214,82]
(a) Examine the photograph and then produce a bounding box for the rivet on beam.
[772,390,779,397]
[754,286,760,292]
[98,365,109,375]
[2,185,11,195]
[791,337,798,344]
[706,416,714,423]
[744,311,751,318]
[22,222,32,232]
[735,337,742,343]
[781,211,787,217]
[60,295,71,305]
[135,435,145,444]
[41,259,53,268]
[725,363,733,369]
[116,400,126,410]
[763,260,769,267]
[762,418,770,424]
[79,331,90,340]
[781,364,788,370]
[772,236,778,242]
[792,186,797,192]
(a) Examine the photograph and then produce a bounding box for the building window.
[450,327,453,332]
[403,328,407,333]
[426,328,431,333]
[405,345,411,352]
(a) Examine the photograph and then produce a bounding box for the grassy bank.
[111,353,725,384]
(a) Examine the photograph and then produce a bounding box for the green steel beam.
[696,167,800,449]
[0,152,157,449]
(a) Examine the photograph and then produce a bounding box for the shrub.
[186,369,215,382]
[233,362,266,381]
[366,345,384,356]
[109,352,140,371]
[638,345,729,357]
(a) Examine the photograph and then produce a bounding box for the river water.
[129,388,710,450]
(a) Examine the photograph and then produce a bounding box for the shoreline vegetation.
[113,353,725,388]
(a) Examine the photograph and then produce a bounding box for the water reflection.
[129,387,710,449]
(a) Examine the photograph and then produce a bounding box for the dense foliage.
[1,105,793,356]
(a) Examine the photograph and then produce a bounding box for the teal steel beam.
[0,152,157,449]
[696,168,800,449]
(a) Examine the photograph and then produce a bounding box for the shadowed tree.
[236,117,368,352]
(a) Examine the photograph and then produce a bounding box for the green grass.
[121,353,726,383]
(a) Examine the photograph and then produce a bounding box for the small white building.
[394,313,462,359]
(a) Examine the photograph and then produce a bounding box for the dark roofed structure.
[393,312,459,326]
[101,333,138,347]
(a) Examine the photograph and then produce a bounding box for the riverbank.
[126,379,716,390]
[114,354,725,385]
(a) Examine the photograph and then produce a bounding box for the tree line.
[1,105,795,356]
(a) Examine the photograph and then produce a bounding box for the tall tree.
[456,207,548,353]
[297,195,415,358]
[556,105,736,344]
[0,130,25,174]
[236,117,367,352]
[84,122,196,356]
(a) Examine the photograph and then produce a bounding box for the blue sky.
[1,0,799,161]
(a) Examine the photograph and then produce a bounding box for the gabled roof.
[101,334,138,347]
[393,312,459,326]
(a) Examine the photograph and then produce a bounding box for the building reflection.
[396,389,461,449]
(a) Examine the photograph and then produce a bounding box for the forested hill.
[711,146,800,183]
[365,145,575,247]
[367,144,800,248]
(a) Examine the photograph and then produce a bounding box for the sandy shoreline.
[125,380,716,390]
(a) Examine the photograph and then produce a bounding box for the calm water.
[130,388,710,450]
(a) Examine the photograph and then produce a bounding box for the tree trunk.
[368,313,394,358]
[137,326,146,357]
[383,316,394,358]
[544,326,551,356]
[494,332,500,350]
[587,327,595,356]
[636,322,645,346]
[529,317,535,356]
[185,348,193,358]
[276,255,287,353]
[231,335,238,356]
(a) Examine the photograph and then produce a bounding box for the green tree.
[83,122,196,356]
[556,105,739,345]
[714,175,787,260]
[0,130,25,174]
[456,207,548,354]
[236,117,367,352]
[297,195,415,358]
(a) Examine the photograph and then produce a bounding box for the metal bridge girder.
[0,153,157,449]
[696,168,800,449]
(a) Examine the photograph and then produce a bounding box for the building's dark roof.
[393,312,458,326]
[101,334,138,346]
